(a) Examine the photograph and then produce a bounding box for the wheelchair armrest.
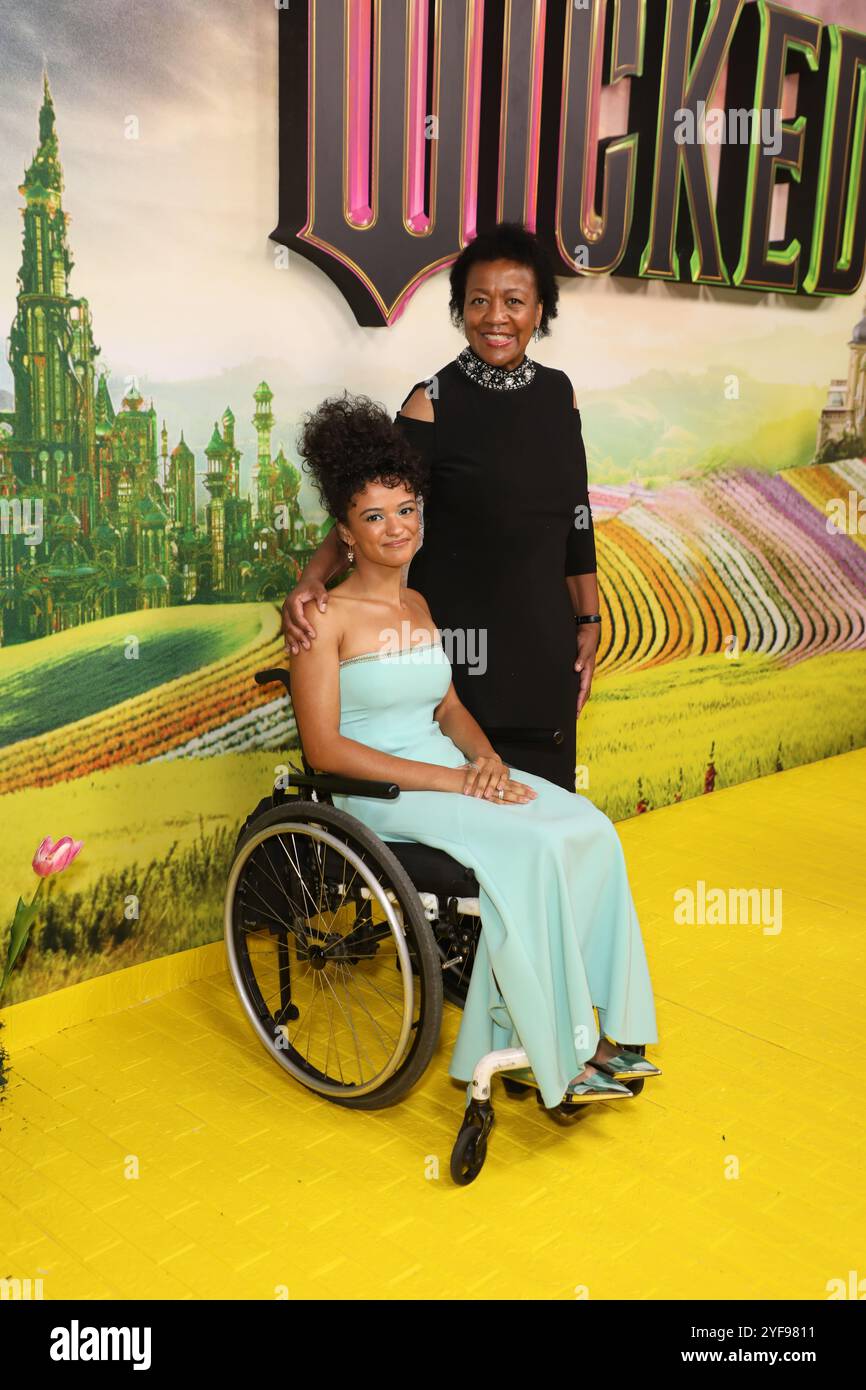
[283,771,400,800]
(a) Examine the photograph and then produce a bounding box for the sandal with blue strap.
[506,1066,633,1103]
[590,1046,662,1081]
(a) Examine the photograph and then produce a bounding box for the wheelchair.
[224,667,647,1185]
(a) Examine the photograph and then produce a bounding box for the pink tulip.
[32,836,84,877]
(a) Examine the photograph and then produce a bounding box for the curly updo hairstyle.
[297,391,429,525]
[448,221,560,338]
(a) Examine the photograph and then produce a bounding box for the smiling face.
[338,479,421,567]
[462,258,543,369]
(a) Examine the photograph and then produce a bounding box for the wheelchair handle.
[256,667,292,693]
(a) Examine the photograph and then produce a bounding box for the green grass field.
[578,650,866,820]
[0,605,265,747]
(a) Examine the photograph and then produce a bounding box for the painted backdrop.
[0,0,864,1003]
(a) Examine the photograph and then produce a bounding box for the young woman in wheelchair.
[288,393,661,1110]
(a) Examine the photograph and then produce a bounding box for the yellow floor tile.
[1,749,865,1298]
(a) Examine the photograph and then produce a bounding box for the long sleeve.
[565,407,597,577]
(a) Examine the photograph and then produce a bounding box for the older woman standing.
[283,222,600,793]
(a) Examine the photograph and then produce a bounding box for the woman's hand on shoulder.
[282,578,329,654]
[291,592,341,649]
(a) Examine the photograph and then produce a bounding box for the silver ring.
[497,786,504,800]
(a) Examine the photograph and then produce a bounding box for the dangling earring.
[347,545,354,563]
[533,326,540,344]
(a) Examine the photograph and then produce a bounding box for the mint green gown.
[330,637,658,1109]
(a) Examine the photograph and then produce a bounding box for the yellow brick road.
[1,750,864,1299]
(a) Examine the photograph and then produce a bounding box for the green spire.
[206,422,226,457]
[21,69,63,207]
[171,432,193,460]
[94,371,116,434]
[39,69,56,145]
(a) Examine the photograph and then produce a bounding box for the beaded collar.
[455,344,537,391]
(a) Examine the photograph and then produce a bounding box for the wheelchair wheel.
[225,801,443,1109]
[450,1129,487,1185]
[450,1103,494,1185]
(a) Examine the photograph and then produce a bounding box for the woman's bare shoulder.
[402,585,430,606]
[398,386,434,422]
[402,588,437,627]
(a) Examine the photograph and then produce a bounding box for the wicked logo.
[270,0,866,325]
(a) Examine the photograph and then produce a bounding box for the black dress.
[393,353,597,792]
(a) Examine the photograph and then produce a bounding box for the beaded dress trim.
[339,637,442,668]
[455,344,537,390]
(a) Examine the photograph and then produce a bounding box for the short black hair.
[448,222,559,337]
[297,391,429,524]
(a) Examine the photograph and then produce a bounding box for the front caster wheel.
[450,1101,494,1185]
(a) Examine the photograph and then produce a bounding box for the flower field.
[592,458,866,676]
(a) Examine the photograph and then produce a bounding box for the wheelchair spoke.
[275,831,330,928]
[332,960,403,1057]
[239,853,308,943]
[316,966,343,1085]
[246,842,294,903]
[335,961,383,1078]
[257,830,318,923]
[257,957,312,1017]
[295,964,324,1062]
[334,959,407,1014]
[320,965,372,1085]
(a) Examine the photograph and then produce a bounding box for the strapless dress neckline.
[338,636,442,668]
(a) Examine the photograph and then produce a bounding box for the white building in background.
[816,299,866,458]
